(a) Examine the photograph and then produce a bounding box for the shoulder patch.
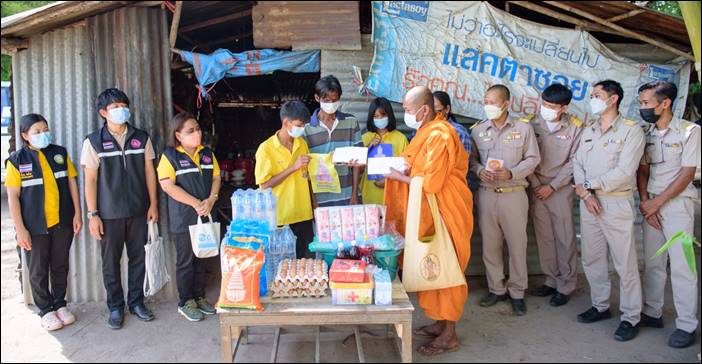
[681,121,696,131]
[518,114,535,123]
[623,118,638,127]
[570,115,583,128]
[470,120,485,130]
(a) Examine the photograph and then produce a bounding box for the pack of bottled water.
[264,226,297,288]
[230,188,277,231]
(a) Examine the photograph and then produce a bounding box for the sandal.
[413,323,444,338]
[417,341,459,357]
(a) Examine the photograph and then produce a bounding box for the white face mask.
[539,104,559,122]
[287,125,305,138]
[404,106,424,130]
[484,104,505,120]
[589,97,608,115]
[320,101,341,114]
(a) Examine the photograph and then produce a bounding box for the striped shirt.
[304,109,362,206]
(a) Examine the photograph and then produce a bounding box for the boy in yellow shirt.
[255,101,315,258]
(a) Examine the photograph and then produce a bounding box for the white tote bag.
[402,176,466,292]
[144,221,170,297]
[189,214,220,258]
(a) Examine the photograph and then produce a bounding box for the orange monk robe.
[384,116,473,322]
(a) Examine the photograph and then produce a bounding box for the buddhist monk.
[384,86,473,356]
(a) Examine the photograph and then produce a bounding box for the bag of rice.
[217,245,265,311]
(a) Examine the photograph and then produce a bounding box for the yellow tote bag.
[402,176,466,292]
[308,153,341,194]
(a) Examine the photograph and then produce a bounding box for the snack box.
[329,259,367,283]
[330,272,374,305]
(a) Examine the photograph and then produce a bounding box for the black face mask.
[639,107,661,123]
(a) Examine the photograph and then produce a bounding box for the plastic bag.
[217,244,265,311]
[308,153,341,193]
[144,222,171,297]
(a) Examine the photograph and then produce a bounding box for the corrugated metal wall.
[12,6,176,303]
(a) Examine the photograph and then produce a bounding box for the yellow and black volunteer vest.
[86,124,149,220]
[163,146,215,233]
[6,144,75,235]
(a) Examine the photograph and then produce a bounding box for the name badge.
[179,160,191,167]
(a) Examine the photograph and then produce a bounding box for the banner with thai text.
[365,1,691,123]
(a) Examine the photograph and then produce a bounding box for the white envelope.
[367,157,407,175]
[332,147,368,165]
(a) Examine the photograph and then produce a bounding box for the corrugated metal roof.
[253,1,361,50]
[12,6,176,303]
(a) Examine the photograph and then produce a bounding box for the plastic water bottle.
[285,226,297,255]
[230,189,243,221]
[254,190,266,224]
[243,189,255,219]
[264,189,277,231]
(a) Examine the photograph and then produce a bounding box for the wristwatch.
[87,210,100,218]
[583,180,592,190]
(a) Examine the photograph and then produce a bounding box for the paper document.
[367,157,407,176]
[332,147,368,165]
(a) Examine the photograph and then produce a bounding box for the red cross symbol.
[348,291,359,302]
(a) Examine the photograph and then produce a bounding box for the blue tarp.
[176,48,320,98]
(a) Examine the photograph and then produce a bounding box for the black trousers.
[25,224,74,317]
[289,219,314,259]
[172,232,207,307]
[100,215,147,311]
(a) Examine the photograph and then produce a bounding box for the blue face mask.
[29,131,51,149]
[373,117,389,130]
[288,126,305,138]
[107,107,131,125]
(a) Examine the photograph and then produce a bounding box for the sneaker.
[41,311,64,331]
[577,307,612,324]
[56,307,76,326]
[614,321,639,342]
[668,329,695,348]
[178,299,204,322]
[196,297,216,315]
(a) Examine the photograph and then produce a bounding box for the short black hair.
[594,80,624,109]
[638,80,677,108]
[433,91,455,121]
[315,75,342,99]
[96,88,130,114]
[542,84,573,106]
[486,84,510,102]
[366,97,397,133]
[280,100,310,123]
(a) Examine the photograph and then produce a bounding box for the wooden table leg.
[400,320,412,363]
[270,327,281,363]
[315,326,321,363]
[241,327,249,345]
[354,326,366,363]
[220,322,233,363]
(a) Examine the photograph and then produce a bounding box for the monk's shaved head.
[404,86,434,109]
[486,84,511,103]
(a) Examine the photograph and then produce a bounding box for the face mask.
[639,107,661,124]
[373,117,389,129]
[484,104,505,120]
[539,104,559,122]
[107,107,131,124]
[288,125,305,138]
[404,106,424,130]
[29,131,51,149]
[589,98,608,115]
[178,131,202,147]
[320,101,341,114]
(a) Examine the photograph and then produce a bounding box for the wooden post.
[169,1,183,49]
[543,1,694,61]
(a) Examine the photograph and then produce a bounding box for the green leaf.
[652,231,699,275]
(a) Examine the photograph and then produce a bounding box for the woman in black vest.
[5,114,82,331]
[157,112,221,322]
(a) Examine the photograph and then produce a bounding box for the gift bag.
[189,214,220,258]
[144,221,170,297]
[402,176,466,292]
[308,153,341,193]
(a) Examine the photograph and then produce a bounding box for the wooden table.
[218,280,414,363]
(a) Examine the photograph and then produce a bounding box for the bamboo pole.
[606,9,645,23]
[507,1,620,36]
[169,1,183,49]
[544,1,694,61]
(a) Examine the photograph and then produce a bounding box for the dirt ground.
[1,187,701,363]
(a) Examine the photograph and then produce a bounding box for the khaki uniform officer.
[470,84,540,316]
[527,111,583,305]
[573,80,645,342]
